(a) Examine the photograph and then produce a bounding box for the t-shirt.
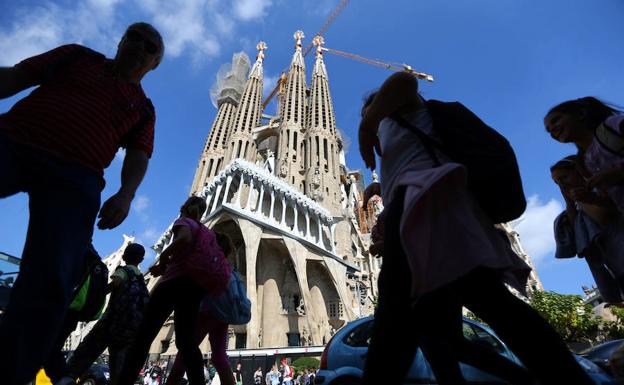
[585,115,624,214]
[111,265,141,282]
[0,44,155,175]
[377,106,440,205]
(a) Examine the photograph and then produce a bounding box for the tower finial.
[312,35,325,58]
[256,41,267,62]
[294,30,305,48]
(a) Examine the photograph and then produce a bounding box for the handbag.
[203,269,251,325]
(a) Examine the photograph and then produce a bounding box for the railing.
[154,159,344,263]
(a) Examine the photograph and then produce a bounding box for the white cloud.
[133,195,150,214]
[263,73,279,97]
[233,0,272,20]
[137,0,221,65]
[1,0,274,67]
[0,4,66,66]
[140,227,160,243]
[513,194,563,266]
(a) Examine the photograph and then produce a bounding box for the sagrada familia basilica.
[67,31,543,357]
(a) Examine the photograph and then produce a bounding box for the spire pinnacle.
[294,30,305,49]
[312,35,325,59]
[256,41,267,63]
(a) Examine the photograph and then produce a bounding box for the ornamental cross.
[312,35,325,58]
[256,41,267,61]
[293,30,305,47]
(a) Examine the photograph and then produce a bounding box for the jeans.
[117,276,207,385]
[43,310,81,382]
[67,316,132,385]
[0,132,104,385]
[165,309,233,385]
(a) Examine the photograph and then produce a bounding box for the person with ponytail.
[545,97,624,213]
[117,196,231,385]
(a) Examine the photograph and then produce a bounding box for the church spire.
[304,35,340,211]
[276,31,308,191]
[223,41,266,165]
[190,53,250,194]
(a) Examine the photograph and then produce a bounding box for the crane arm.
[322,47,434,82]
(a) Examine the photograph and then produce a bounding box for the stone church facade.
[128,32,541,358]
[147,32,381,356]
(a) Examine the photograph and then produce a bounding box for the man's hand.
[569,187,600,204]
[97,191,133,229]
[363,182,382,207]
[358,117,382,171]
[588,165,624,191]
[369,241,384,257]
[148,263,165,277]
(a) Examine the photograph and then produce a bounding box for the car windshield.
[463,322,506,354]
[0,252,20,315]
[580,340,624,359]
[344,320,374,347]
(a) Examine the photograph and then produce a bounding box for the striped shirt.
[0,44,155,175]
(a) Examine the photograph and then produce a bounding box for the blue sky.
[1,0,623,295]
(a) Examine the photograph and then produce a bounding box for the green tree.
[529,291,600,343]
[292,357,320,374]
[600,306,624,341]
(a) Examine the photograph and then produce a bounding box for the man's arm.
[107,275,124,293]
[0,66,38,99]
[97,148,149,229]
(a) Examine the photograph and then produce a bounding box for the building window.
[328,300,343,319]
[235,333,247,349]
[287,333,301,347]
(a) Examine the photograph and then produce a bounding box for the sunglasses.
[125,29,159,55]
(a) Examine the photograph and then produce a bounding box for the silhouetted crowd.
[1,18,624,385]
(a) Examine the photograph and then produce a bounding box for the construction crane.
[302,0,350,58]
[262,0,349,110]
[321,46,434,82]
[260,0,434,109]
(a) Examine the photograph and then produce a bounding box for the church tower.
[276,31,308,191]
[304,36,341,213]
[190,53,250,194]
[223,42,266,165]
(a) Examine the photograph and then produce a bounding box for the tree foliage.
[529,290,600,343]
[601,306,624,341]
[292,357,320,373]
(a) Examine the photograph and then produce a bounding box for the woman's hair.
[361,90,378,117]
[183,196,207,221]
[214,231,234,257]
[547,97,621,130]
[550,155,578,172]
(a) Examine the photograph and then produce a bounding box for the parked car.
[63,352,110,385]
[580,339,624,375]
[315,316,615,385]
[35,359,109,385]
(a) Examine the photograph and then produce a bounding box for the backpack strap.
[390,113,444,166]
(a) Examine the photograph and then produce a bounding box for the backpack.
[108,266,150,342]
[392,100,527,223]
[69,245,109,321]
[184,219,232,296]
[203,270,251,325]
